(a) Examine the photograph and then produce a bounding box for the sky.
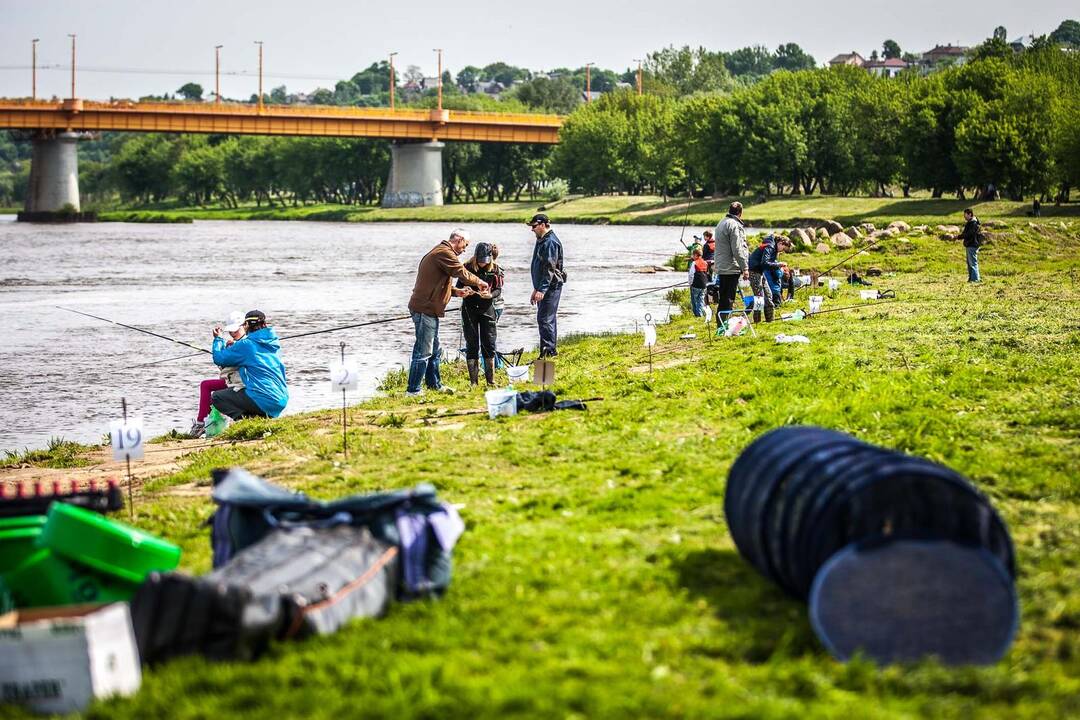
[0,0,1075,100]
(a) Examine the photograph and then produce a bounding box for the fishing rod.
[56,306,211,354]
[130,310,421,369]
[793,237,882,294]
[800,299,898,317]
[676,188,694,251]
[600,281,687,306]
[583,282,687,297]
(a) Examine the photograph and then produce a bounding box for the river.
[0,217,751,452]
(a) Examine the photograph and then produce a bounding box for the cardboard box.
[0,603,141,714]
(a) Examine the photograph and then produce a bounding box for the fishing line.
[56,306,210,354]
[600,282,687,306]
[676,188,694,251]
[793,237,883,295]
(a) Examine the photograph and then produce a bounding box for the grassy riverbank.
[97,194,1080,228]
[3,223,1079,719]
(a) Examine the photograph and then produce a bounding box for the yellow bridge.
[3,98,563,214]
[0,99,562,144]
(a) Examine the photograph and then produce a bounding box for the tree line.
[555,48,1080,201]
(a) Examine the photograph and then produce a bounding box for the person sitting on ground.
[457,242,504,387]
[209,310,289,420]
[189,310,246,437]
[687,247,710,317]
[747,234,792,323]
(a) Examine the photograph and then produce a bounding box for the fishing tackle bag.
[131,524,397,663]
[207,468,463,599]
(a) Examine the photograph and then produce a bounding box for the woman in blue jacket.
[210,310,289,420]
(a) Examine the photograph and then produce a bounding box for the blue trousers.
[690,287,706,317]
[966,246,981,282]
[537,283,563,355]
[407,312,442,393]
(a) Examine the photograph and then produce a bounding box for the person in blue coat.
[210,309,289,419]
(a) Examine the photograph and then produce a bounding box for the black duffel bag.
[132,524,398,663]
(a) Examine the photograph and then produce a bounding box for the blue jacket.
[211,328,289,417]
[748,235,782,272]
[530,229,565,293]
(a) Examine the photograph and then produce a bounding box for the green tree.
[456,66,481,92]
[270,85,289,104]
[774,43,816,72]
[481,62,531,86]
[173,138,226,205]
[723,46,773,77]
[176,82,204,101]
[645,46,733,96]
[1049,19,1080,46]
[511,76,580,113]
[883,39,902,60]
[110,134,183,203]
[993,26,1008,43]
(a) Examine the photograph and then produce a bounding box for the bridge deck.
[0,99,562,143]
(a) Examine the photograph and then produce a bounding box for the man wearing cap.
[210,310,289,420]
[527,213,566,358]
[407,228,490,396]
[713,202,750,327]
[457,241,504,386]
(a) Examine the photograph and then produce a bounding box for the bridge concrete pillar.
[382,140,444,208]
[23,132,81,216]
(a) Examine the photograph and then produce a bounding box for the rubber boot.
[752,310,762,323]
[467,359,479,386]
[483,357,496,386]
[764,306,775,323]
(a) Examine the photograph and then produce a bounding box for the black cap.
[527,213,550,227]
[474,242,493,263]
[244,309,266,325]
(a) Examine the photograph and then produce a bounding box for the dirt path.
[0,439,226,493]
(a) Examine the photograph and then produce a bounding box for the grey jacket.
[713,214,749,275]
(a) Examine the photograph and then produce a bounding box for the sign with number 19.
[110,418,144,461]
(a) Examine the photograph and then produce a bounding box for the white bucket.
[860,290,878,300]
[506,365,529,384]
[809,295,824,314]
[485,389,518,419]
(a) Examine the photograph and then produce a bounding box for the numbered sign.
[704,306,713,323]
[533,358,556,386]
[753,295,765,312]
[110,418,144,461]
[643,325,657,347]
[329,359,359,393]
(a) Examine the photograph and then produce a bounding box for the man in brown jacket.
[406,228,489,395]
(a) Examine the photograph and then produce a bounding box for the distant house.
[829,52,866,67]
[921,44,969,67]
[863,57,909,78]
[474,80,506,96]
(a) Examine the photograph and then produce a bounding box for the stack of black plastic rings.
[724,426,1019,665]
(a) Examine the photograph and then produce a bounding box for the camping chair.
[716,285,757,338]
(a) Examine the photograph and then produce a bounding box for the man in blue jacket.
[747,234,792,323]
[210,309,289,419]
[527,213,566,358]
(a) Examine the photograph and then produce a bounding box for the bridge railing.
[0,98,562,127]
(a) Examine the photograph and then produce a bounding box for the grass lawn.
[3,221,1078,719]
[97,194,1080,229]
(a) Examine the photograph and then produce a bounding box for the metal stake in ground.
[341,343,348,458]
[329,343,359,459]
[643,313,657,373]
[109,397,145,519]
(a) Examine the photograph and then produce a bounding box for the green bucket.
[0,516,47,575]
[2,548,140,608]
[39,502,181,584]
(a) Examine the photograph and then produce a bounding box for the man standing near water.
[407,228,489,396]
[713,202,750,327]
[527,213,566,358]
